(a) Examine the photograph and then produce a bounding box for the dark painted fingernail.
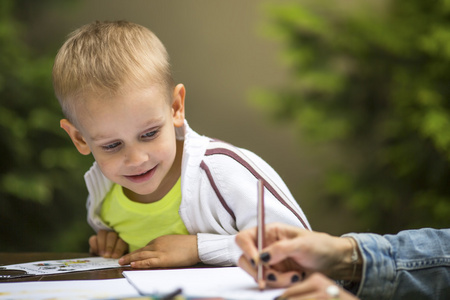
[267,273,277,281]
[260,252,271,263]
[291,274,300,283]
[250,258,256,267]
[274,297,287,300]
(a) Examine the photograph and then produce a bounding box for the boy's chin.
[122,185,160,202]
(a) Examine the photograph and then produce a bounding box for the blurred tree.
[0,0,93,251]
[255,0,450,233]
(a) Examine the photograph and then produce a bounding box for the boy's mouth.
[125,166,157,183]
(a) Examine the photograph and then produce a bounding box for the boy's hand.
[118,235,200,268]
[89,230,129,259]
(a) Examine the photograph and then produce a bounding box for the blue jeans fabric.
[343,228,450,300]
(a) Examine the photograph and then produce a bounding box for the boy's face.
[61,84,185,203]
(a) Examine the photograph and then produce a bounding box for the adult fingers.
[261,238,302,266]
[239,255,305,289]
[235,227,259,263]
[278,274,323,300]
[237,255,257,280]
[264,269,304,289]
[280,273,351,300]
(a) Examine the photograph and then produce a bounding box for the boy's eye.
[102,141,121,151]
[142,130,158,139]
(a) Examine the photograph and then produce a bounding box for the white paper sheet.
[0,257,122,276]
[0,278,140,300]
[123,267,285,300]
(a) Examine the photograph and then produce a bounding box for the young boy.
[52,20,310,268]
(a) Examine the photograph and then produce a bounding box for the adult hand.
[236,223,359,288]
[89,229,129,258]
[277,273,359,300]
[118,235,200,268]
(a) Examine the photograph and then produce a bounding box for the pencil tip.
[258,280,266,291]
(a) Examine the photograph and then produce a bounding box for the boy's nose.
[124,146,149,166]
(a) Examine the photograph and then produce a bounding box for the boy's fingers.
[118,251,135,265]
[104,231,119,258]
[130,257,162,269]
[88,235,98,255]
[119,250,157,267]
[97,230,108,256]
[112,239,128,259]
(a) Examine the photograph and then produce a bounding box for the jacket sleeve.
[343,228,450,300]
[84,162,114,233]
[192,142,310,266]
[86,194,112,233]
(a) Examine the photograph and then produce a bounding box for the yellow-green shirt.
[100,178,188,252]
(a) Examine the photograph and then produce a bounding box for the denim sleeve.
[343,228,450,300]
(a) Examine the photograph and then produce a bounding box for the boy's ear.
[172,83,185,128]
[60,119,91,155]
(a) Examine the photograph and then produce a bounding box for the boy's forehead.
[79,83,172,106]
[73,88,172,139]
[74,85,172,120]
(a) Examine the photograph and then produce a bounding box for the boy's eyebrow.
[90,134,115,142]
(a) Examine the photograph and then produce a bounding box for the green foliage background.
[254,0,450,233]
[0,0,93,251]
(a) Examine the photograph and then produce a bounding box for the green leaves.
[257,0,450,233]
[1,173,52,204]
[0,0,93,251]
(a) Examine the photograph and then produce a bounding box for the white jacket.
[85,121,310,266]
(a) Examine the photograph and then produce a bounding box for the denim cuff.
[342,233,396,299]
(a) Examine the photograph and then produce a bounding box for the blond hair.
[52,20,174,123]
